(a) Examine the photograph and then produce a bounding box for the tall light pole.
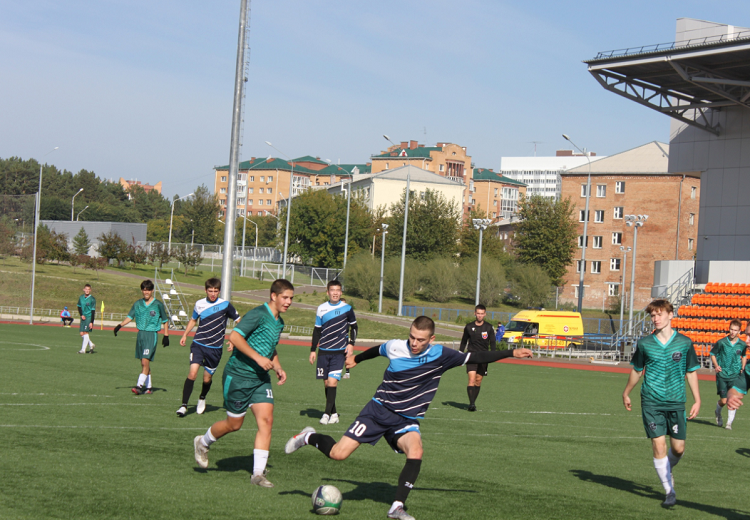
[266,142,294,278]
[190,219,195,246]
[238,215,257,277]
[71,188,83,221]
[619,246,632,333]
[384,135,411,317]
[625,215,648,334]
[473,218,492,306]
[326,160,354,270]
[563,134,592,312]
[378,224,389,313]
[168,193,194,253]
[76,205,89,221]
[30,146,59,325]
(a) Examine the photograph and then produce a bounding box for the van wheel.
[567,343,577,349]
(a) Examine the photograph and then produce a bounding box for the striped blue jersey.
[191,298,240,349]
[372,340,469,420]
[315,301,357,352]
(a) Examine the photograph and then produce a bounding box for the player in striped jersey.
[310,280,357,425]
[710,319,746,429]
[286,316,532,520]
[177,278,241,417]
[622,299,701,507]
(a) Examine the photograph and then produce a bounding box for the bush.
[383,257,420,299]
[343,253,379,302]
[509,263,553,309]
[459,257,506,307]
[421,258,459,303]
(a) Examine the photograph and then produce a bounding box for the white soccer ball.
[311,484,343,515]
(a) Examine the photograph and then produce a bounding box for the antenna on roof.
[529,141,543,156]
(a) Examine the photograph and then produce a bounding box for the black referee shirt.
[459,321,496,353]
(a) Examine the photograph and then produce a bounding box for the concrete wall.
[41,221,147,256]
[706,261,750,283]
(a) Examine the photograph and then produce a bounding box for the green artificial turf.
[2,324,749,519]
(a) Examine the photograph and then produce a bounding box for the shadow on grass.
[114,386,167,393]
[570,470,750,519]
[441,401,470,411]
[737,448,750,458]
[689,418,720,427]
[299,408,325,419]
[194,455,277,475]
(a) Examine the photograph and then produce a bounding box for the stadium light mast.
[384,135,410,317]
[563,134,592,312]
[30,146,59,325]
[71,188,83,221]
[168,192,194,254]
[325,160,357,270]
[619,246,632,333]
[265,141,294,278]
[238,156,272,277]
[377,224,389,313]
[473,218,492,306]
[625,215,647,335]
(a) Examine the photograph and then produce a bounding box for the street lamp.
[76,205,89,221]
[619,246,632,333]
[625,215,648,334]
[30,146,59,325]
[326,160,354,270]
[377,224,389,313]
[265,141,295,278]
[384,134,411,317]
[168,192,194,253]
[563,134,592,312]
[190,219,195,246]
[236,215,258,278]
[71,188,83,221]
[472,218,492,306]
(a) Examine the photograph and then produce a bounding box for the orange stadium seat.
[706,282,715,293]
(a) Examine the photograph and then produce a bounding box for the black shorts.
[316,351,346,381]
[343,400,421,453]
[190,343,223,375]
[466,363,489,376]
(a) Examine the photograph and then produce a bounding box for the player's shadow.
[737,448,750,458]
[689,418,718,427]
[570,470,750,519]
[299,408,325,419]
[441,401,470,411]
[114,386,167,393]
[194,455,274,475]
[182,404,222,417]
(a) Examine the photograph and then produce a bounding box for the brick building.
[559,141,700,310]
[470,168,527,219]
[119,178,162,198]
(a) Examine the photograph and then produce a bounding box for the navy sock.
[308,433,336,458]
[325,386,337,415]
[199,380,212,400]
[395,459,422,504]
[182,378,195,406]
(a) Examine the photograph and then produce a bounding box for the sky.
[1,0,749,199]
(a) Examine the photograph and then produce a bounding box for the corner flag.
[100,301,105,330]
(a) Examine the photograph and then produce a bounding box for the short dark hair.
[645,299,673,315]
[140,279,155,291]
[205,277,221,290]
[412,316,435,336]
[271,279,294,295]
[730,319,742,330]
[475,304,486,312]
[327,280,342,290]
[83,283,91,289]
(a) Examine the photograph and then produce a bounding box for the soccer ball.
[311,485,342,515]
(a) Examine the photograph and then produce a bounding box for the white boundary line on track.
[0,340,50,350]
[0,393,116,397]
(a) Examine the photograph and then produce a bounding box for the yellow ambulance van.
[503,310,584,349]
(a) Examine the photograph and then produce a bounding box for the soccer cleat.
[77,350,85,354]
[144,389,153,394]
[662,491,676,507]
[319,414,330,425]
[328,413,339,424]
[88,343,95,353]
[196,399,206,415]
[343,371,350,379]
[131,386,144,395]
[726,423,733,430]
[388,505,416,520]
[468,404,477,412]
[250,471,274,488]
[715,409,723,427]
[285,426,316,454]
[194,436,209,468]
[176,406,187,417]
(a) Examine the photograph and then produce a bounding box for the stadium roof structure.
[585,26,750,136]
[472,168,527,186]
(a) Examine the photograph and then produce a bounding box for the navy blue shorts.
[316,351,346,381]
[190,343,223,375]
[343,400,421,453]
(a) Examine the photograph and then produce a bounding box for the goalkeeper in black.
[459,304,496,411]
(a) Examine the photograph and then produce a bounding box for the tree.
[509,263,553,309]
[85,256,107,279]
[459,257,506,307]
[97,231,128,266]
[0,220,16,257]
[383,257,420,299]
[458,210,508,260]
[420,257,459,303]
[73,228,91,255]
[37,225,69,263]
[174,245,203,275]
[179,185,220,245]
[342,253,379,302]
[514,195,577,287]
[386,189,461,261]
[148,242,172,268]
[146,219,169,242]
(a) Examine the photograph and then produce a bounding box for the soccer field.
[2,324,748,520]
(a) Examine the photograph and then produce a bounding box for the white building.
[501,155,604,200]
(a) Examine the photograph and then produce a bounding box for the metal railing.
[593,30,750,60]
[0,306,129,322]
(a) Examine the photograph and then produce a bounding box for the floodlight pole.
[563,134,591,312]
[71,188,83,221]
[384,135,410,317]
[626,215,648,335]
[619,246,631,333]
[378,224,388,313]
[473,219,491,306]
[168,193,194,254]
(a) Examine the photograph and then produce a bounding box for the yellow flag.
[100,301,105,330]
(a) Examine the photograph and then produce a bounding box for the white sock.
[728,409,737,424]
[389,501,404,514]
[137,373,147,387]
[667,449,682,470]
[653,457,673,494]
[145,375,152,389]
[81,336,89,351]
[253,449,269,475]
[201,427,216,448]
[303,431,314,445]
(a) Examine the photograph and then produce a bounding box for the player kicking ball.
[77,284,97,353]
[177,277,241,417]
[193,279,293,488]
[113,280,170,395]
[286,316,532,520]
[622,299,701,507]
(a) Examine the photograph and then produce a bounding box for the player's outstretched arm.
[347,345,380,369]
[180,318,197,346]
[685,371,701,420]
[271,351,286,385]
[466,347,532,365]
[622,369,643,411]
[227,330,273,371]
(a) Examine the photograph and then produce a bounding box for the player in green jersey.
[622,299,701,508]
[113,280,170,395]
[727,323,750,414]
[77,284,97,354]
[710,319,746,430]
[193,279,293,488]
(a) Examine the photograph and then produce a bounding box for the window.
[581,184,589,197]
[576,260,586,273]
[238,173,245,181]
[492,212,497,217]
[268,188,272,194]
[573,286,580,298]
[615,181,625,194]
[494,188,498,197]
[259,188,264,194]
[258,199,263,206]
[268,176,273,182]
[248,187,253,194]
[610,258,621,271]
[591,261,601,274]
[594,210,604,223]
[688,238,694,250]
[691,186,696,199]
[596,185,606,197]
[237,198,245,205]
[689,213,695,225]
[439,164,444,172]
[493,200,498,206]
[260,176,265,182]
[221,176,227,182]
[592,236,602,249]
[579,210,589,222]
[238,209,245,216]
[220,188,226,194]
[220,199,226,206]
[249,176,254,182]
[608,284,619,296]
[248,199,253,205]
[613,207,623,219]
[266,199,272,205]
[385,163,389,170]
[578,236,588,248]
[612,232,622,245]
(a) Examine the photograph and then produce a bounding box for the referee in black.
[459,304,496,412]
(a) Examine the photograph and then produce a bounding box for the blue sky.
[1,1,748,198]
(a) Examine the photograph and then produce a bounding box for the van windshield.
[506,320,528,332]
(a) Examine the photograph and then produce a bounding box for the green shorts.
[135,330,159,361]
[731,371,750,395]
[641,407,687,440]
[222,370,273,417]
[716,376,737,398]
[79,317,92,333]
